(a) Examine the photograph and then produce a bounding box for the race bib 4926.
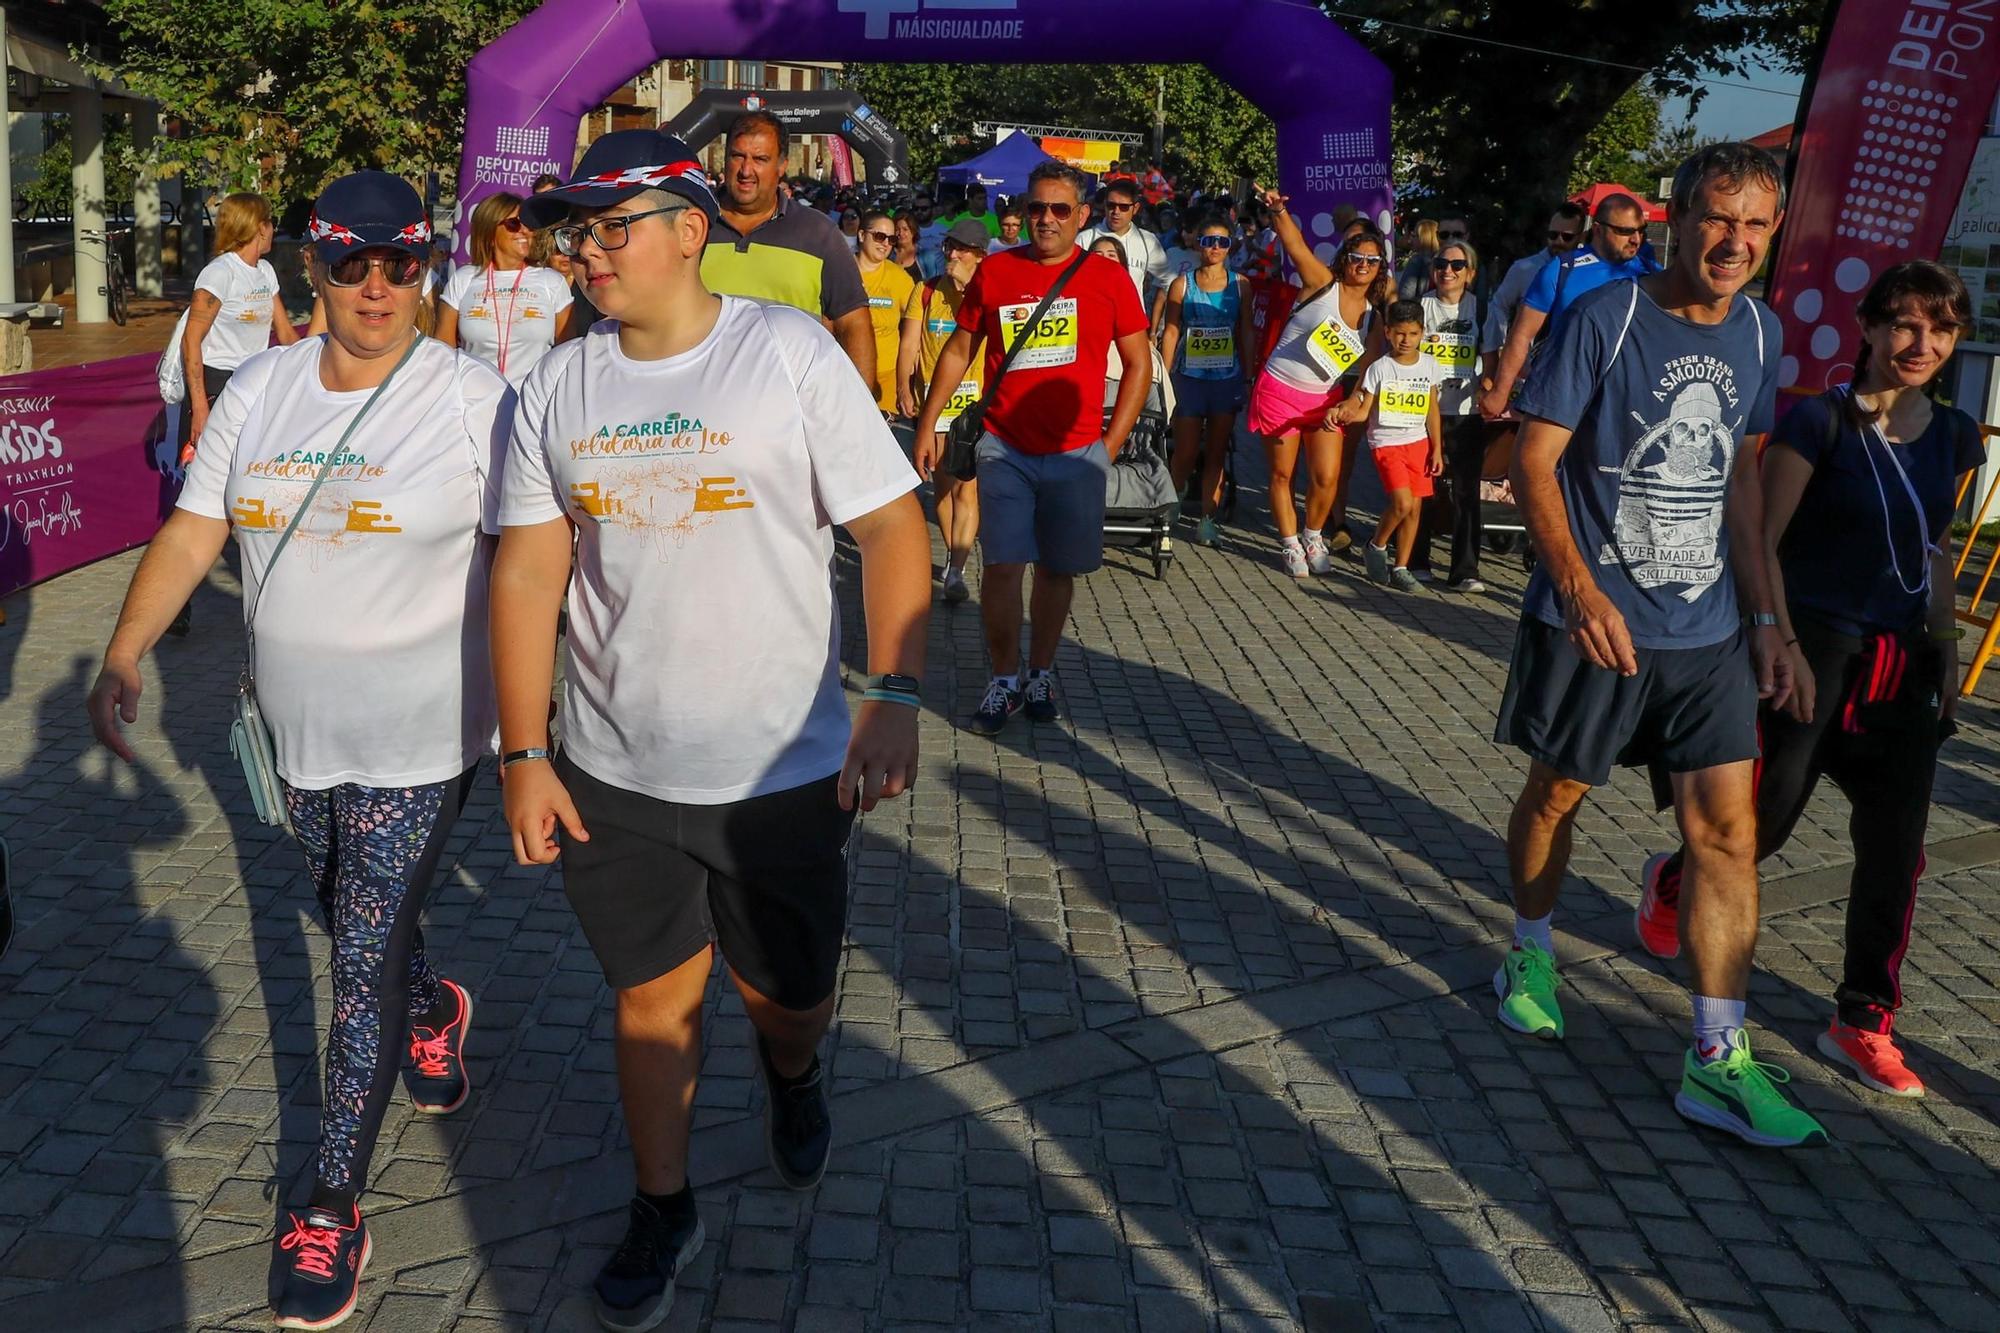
[1305,320,1364,378]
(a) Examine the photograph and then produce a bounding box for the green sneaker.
[1674,1032,1829,1147]
[1493,939,1563,1039]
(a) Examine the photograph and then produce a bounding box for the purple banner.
[456,0,1393,267]
[0,352,178,599]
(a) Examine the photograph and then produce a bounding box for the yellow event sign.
[1040,136,1124,177]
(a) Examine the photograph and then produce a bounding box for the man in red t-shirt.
[915,160,1151,736]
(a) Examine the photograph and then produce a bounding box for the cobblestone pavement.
[3,447,2000,1332]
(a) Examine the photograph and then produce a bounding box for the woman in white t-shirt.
[181,192,298,449]
[435,190,577,384]
[88,171,514,1331]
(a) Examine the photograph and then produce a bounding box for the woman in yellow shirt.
[896,218,990,603]
[855,210,916,414]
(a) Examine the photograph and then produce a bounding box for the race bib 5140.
[1380,382,1433,417]
[999,298,1080,370]
[1305,319,1364,378]
[1184,326,1235,372]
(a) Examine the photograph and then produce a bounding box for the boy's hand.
[1427,445,1444,476]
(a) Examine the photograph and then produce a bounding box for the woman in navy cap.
[88,170,515,1329]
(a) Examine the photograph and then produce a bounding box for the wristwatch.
[1748,613,1779,628]
[865,673,921,696]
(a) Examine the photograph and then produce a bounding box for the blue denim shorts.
[975,433,1109,575]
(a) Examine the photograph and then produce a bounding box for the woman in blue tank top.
[1159,217,1252,546]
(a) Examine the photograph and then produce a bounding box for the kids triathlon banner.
[1768,0,2000,394]
[456,0,1394,267]
[0,352,179,598]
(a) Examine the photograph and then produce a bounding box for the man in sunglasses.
[1481,201,1585,357]
[499,129,931,1330]
[700,111,876,391]
[1480,194,1657,418]
[1079,178,1172,312]
[913,160,1152,736]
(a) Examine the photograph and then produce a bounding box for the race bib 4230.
[1305,319,1364,378]
[1421,331,1476,374]
[999,298,1080,370]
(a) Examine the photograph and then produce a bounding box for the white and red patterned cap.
[309,171,432,263]
[518,130,719,229]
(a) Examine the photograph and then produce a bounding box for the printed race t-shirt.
[1360,353,1442,449]
[1420,293,1480,416]
[904,277,984,429]
[1776,393,1986,637]
[440,263,573,386]
[861,259,916,412]
[177,337,514,788]
[955,247,1148,455]
[498,297,919,804]
[194,253,281,371]
[1516,280,1781,650]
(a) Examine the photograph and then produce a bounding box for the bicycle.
[79,226,131,325]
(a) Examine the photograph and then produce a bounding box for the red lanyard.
[482,266,527,377]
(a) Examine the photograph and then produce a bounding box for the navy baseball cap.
[519,129,720,229]
[308,171,431,263]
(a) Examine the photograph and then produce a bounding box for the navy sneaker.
[403,978,473,1114]
[969,678,1022,736]
[1023,671,1060,723]
[758,1036,833,1190]
[271,1205,370,1330]
[593,1196,705,1332]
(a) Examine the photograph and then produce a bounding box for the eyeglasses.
[1104,200,1136,213]
[1601,221,1645,239]
[499,217,528,234]
[1546,229,1579,242]
[552,204,687,257]
[1432,257,1468,272]
[324,251,425,288]
[1199,235,1232,249]
[862,230,896,244]
[1026,201,1077,220]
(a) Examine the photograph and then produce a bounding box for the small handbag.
[941,250,1091,480]
[231,334,422,828]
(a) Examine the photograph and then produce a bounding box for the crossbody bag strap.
[969,250,1092,415]
[244,333,424,648]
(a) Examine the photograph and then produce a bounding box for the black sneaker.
[757,1036,833,1190]
[593,1196,705,1333]
[1023,671,1059,723]
[271,1205,371,1330]
[403,978,473,1114]
[969,678,1022,736]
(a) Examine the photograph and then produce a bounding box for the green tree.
[94,0,539,207]
[1569,84,1663,195]
[17,117,139,218]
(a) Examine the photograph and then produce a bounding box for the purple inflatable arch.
[456,0,1393,265]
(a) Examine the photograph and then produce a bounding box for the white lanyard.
[1852,389,1935,598]
[483,266,527,377]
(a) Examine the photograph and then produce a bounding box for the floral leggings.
[282,768,473,1194]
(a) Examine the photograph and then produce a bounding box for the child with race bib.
[1336,299,1443,592]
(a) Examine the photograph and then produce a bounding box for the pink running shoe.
[1817,1021,1925,1098]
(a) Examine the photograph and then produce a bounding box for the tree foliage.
[95,0,539,207]
[847,62,1275,193]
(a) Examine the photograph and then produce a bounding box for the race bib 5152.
[999,298,1080,370]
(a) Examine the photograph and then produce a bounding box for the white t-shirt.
[1078,223,1171,306]
[498,296,920,805]
[194,253,281,371]
[440,263,574,385]
[1161,245,1200,295]
[1361,353,1442,449]
[1420,294,1481,417]
[177,337,514,789]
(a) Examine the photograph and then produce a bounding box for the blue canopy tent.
[934,134,1094,202]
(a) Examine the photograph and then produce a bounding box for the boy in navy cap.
[494,131,932,1330]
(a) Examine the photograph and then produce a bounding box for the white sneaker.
[1280,542,1310,579]
[941,566,970,604]
[1448,578,1487,594]
[1301,531,1334,575]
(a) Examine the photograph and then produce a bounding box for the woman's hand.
[87,659,144,762]
[502,760,588,865]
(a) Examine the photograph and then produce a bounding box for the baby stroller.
[1478,421,1532,567]
[1102,345,1180,579]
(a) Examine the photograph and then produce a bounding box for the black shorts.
[555,751,855,1007]
[1494,618,1760,792]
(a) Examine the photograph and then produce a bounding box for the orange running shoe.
[1816,1022,1925,1098]
[1635,853,1681,960]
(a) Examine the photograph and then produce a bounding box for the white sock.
[1025,667,1049,681]
[1692,996,1746,1062]
[1281,534,1303,551]
[995,673,1019,691]
[1513,912,1554,954]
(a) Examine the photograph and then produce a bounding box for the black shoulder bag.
[940,250,1092,480]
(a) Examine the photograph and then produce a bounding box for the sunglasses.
[1547,229,1578,242]
[552,204,687,257]
[1432,257,1468,272]
[1601,221,1645,238]
[1026,201,1077,220]
[863,230,896,244]
[1343,253,1383,268]
[1438,229,1467,240]
[324,251,425,288]
[1199,235,1232,249]
[499,217,528,233]
[1104,200,1136,212]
